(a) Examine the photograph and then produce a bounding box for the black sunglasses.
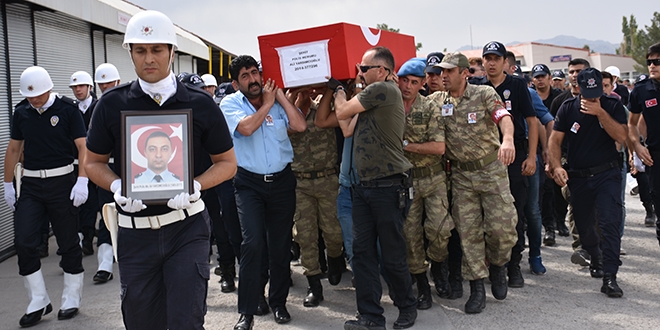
[357,64,383,73]
[647,59,660,66]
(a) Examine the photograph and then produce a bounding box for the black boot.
[590,255,604,278]
[37,233,49,258]
[601,273,623,298]
[507,253,524,288]
[303,274,324,307]
[255,278,270,316]
[543,229,556,246]
[489,264,508,300]
[464,279,486,314]
[81,228,95,256]
[430,260,451,298]
[644,203,656,227]
[414,272,432,310]
[219,264,236,293]
[447,259,463,299]
[327,256,344,286]
[557,221,570,237]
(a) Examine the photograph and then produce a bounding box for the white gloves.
[167,180,202,210]
[70,177,89,207]
[4,182,16,211]
[111,179,147,213]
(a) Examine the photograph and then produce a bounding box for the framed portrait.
[120,109,193,205]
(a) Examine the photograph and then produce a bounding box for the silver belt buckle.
[264,174,274,183]
[39,169,47,179]
[148,216,161,229]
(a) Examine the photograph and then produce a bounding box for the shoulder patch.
[134,172,143,179]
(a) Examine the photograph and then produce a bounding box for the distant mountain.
[456,35,619,54]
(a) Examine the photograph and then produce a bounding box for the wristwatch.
[403,140,409,147]
[335,85,345,93]
[354,83,364,90]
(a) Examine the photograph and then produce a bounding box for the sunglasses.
[356,64,383,73]
[647,59,660,66]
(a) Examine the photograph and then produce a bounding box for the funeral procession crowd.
[4,8,660,330]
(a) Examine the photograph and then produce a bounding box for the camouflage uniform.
[429,84,517,281]
[290,104,343,276]
[403,95,454,275]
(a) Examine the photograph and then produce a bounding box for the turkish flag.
[646,98,658,108]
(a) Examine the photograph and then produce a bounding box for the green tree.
[620,12,660,73]
[376,23,422,52]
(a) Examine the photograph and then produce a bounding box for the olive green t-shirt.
[355,80,412,181]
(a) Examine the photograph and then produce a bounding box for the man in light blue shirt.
[220,55,306,330]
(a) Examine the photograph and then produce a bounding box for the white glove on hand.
[167,180,202,210]
[4,182,16,211]
[70,177,89,207]
[111,179,147,213]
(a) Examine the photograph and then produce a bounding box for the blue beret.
[397,58,426,78]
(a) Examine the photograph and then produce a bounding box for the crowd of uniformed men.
[4,9,660,330]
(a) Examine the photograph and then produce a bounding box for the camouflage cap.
[435,52,470,69]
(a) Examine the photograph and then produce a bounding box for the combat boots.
[430,260,451,298]
[489,264,508,300]
[644,202,656,227]
[464,279,486,314]
[327,256,345,286]
[219,264,236,293]
[447,259,463,299]
[601,273,623,298]
[414,272,432,310]
[303,274,324,307]
[507,253,524,288]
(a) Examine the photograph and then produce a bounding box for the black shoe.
[543,230,556,246]
[414,273,432,310]
[219,264,237,293]
[233,314,253,330]
[327,256,345,286]
[81,231,94,256]
[93,271,113,283]
[303,274,324,307]
[557,224,570,237]
[393,310,417,329]
[19,303,52,327]
[489,264,508,300]
[344,317,386,330]
[601,273,623,298]
[430,260,451,298]
[57,308,78,320]
[214,266,222,276]
[273,306,291,324]
[464,279,486,314]
[590,256,604,278]
[507,255,524,288]
[255,295,270,316]
[644,203,656,227]
[571,249,591,267]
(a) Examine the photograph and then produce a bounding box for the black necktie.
[154,175,163,182]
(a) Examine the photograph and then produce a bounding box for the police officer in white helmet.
[4,66,89,327]
[85,10,237,329]
[95,63,121,94]
[200,73,218,96]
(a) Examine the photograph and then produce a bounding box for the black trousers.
[212,180,242,265]
[96,188,114,246]
[14,173,83,275]
[508,149,529,257]
[234,166,296,314]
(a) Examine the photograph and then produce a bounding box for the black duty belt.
[412,162,445,179]
[567,160,620,178]
[238,164,291,183]
[358,171,412,188]
[450,150,498,172]
[293,167,338,180]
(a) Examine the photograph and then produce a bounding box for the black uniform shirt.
[614,83,630,106]
[11,96,86,170]
[541,88,563,113]
[87,80,233,217]
[486,74,536,143]
[554,94,627,170]
[629,78,660,150]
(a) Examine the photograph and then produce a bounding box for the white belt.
[73,157,113,165]
[118,199,205,229]
[23,164,74,178]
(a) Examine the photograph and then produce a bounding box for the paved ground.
[0,192,659,329]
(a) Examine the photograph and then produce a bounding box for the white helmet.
[69,71,94,87]
[20,66,53,97]
[201,74,218,87]
[95,63,121,83]
[122,10,178,50]
[605,66,621,78]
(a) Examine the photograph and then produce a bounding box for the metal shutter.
[6,2,35,108]
[34,11,93,99]
[105,33,136,83]
[177,54,194,75]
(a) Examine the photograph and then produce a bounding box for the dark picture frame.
[120,109,193,205]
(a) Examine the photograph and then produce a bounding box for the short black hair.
[145,131,171,149]
[568,58,590,68]
[369,46,395,72]
[647,42,660,59]
[229,55,259,82]
[601,71,613,82]
[505,51,516,67]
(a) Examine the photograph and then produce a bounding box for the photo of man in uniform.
[133,131,181,184]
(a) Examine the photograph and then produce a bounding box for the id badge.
[505,100,512,111]
[441,104,454,116]
[265,115,274,126]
